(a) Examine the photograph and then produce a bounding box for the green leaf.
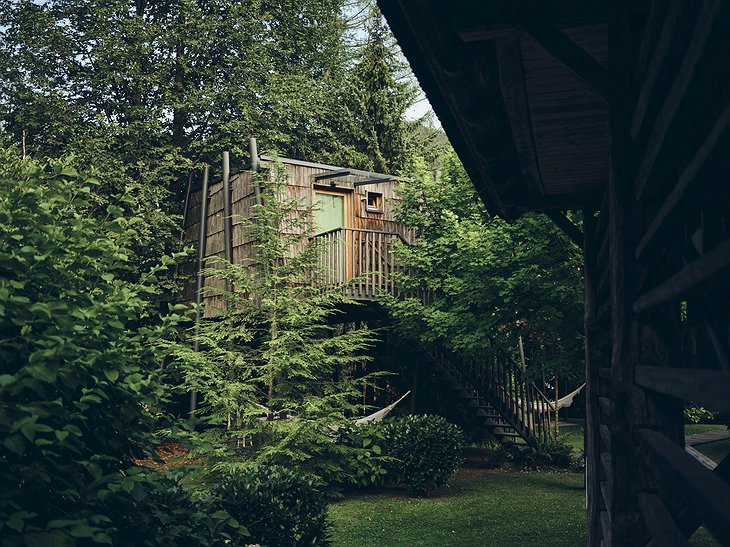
[0,374,15,387]
[55,430,70,443]
[69,524,96,538]
[7,511,36,532]
[103,369,119,382]
[29,302,52,319]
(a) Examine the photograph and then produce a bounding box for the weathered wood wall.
[584,2,730,544]
[181,159,413,315]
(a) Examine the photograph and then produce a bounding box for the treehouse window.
[366,191,383,213]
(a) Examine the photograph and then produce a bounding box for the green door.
[315,192,345,234]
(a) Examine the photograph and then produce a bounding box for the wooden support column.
[583,209,602,545]
[607,3,640,543]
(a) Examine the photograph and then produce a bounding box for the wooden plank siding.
[585,2,730,544]
[378,0,730,544]
[180,159,414,316]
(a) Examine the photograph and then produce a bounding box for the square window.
[366,191,383,212]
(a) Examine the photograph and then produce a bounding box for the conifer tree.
[176,164,381,483]
[346,7,417,174]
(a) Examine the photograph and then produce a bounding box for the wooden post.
[555,376,559,438]
[583,208,602,545]
[222,151,233,294]
[190,165,210,418]
[607,3,642,542]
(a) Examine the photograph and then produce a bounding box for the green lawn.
[328,468,586,547]
[557,424,728,455]
[684,423,727,436]
[557,425,584,453]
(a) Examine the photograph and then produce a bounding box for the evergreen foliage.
[0,0,361,279]
[390,150,584,380]
[174,165,382,484]
[345,7,418,173]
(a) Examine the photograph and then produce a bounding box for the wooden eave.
[378,0,645,218]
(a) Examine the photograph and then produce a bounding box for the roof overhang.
[379,0,650,219]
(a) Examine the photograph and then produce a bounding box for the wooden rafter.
[482,1,614,101]
[545,210,583,248]
[633,0,724,201]
[636,102,730,262]
[495,33,543,193]
[633,238,730,314]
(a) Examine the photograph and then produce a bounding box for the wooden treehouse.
[180,144,415,315]
[381,0,730,544]
[180,144,559,450]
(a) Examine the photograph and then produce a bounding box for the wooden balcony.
[313,227,410,300]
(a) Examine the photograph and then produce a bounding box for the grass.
[328,468,586,547]
[557,425,584,453]
[684,423,726,436]
[557,423,728,455]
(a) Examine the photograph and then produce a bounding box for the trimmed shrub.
[382,414,464,495]
[209,465,330,546]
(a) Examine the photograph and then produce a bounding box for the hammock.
[552,383,586,410]
[355,391,411,425]
[518,383,586,414]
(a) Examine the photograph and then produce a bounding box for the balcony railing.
[313,227,408,300]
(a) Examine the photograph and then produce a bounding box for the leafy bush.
[0,151,191,544]
[208,465,330,546]
[507,440,573,469]
[97,471,245,547]
[684,404,717,424]
[382,414,464,495]
[339,423,392,489]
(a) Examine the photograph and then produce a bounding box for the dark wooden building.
[378,0,730,544]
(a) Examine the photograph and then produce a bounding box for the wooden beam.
[634,0,724,201]
[378,1,511,219]
[315,169,351,181]
[634,238,730,314]
[600,510,611,545]
[545,210,583,247]
[637,492,690,546]
[600,424,611,452]
[634,366,730,412]
[484,1,614,101]
[630,0,685,141]
[598,396,611,416]
[636,102,730,262]
[634,0,671,85]
[637,429,730,543]
[495,33,543,194]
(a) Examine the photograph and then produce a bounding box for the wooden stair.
[422,348,554,449]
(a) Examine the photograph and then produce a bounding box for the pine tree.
[346,7,417,174]
[176,164,381,483]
